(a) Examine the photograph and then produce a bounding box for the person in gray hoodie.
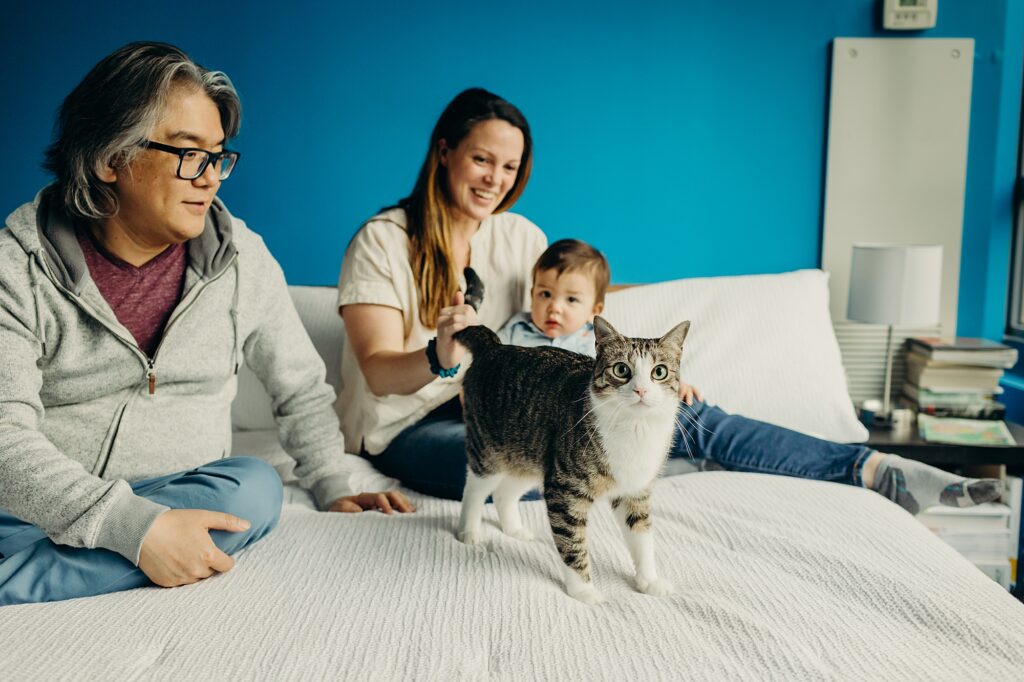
[0,42,413,606]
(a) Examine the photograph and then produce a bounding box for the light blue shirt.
[496,312,597,357]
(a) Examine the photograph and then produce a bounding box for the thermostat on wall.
[883,0,937,30]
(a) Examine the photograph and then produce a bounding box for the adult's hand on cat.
[679,381,703,405]
[138,508,249,588]
[436,290,479,369]
[328,491,416,514]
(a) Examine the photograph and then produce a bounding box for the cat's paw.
[456,527,482,545]
[635,576,674,597]
[567,583,605,605]
[505,527,534,542]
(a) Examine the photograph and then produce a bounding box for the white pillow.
[602,269,868,443]
[232,286,344,431]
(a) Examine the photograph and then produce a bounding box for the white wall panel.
[822,38,974,336]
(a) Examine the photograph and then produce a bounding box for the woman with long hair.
[338,88,543,499]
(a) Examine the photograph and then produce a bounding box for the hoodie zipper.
[72,251,239,475]
[33,251,239,476]
[142,252,238,395]
[34,252,239,395]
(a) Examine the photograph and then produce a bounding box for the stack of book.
[900,337,1018,419]
[915,476,1022,591]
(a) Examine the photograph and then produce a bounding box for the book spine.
[898,393,1001,409]
[907,338,933,353]
[913,404,1006,420]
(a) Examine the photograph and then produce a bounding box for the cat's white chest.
[596,412,675,498]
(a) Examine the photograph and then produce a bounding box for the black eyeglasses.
[142,141,241,181]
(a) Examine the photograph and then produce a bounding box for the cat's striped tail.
[453,324,502,357]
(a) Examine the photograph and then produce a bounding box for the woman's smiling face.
[440,118,524,226]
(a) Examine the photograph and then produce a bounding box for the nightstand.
[866,421,1024,470]
[867,421,1024,601]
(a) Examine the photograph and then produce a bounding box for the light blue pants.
[0,457,283,606]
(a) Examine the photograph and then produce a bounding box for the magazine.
[917,414,1016,446]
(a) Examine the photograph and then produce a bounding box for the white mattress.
[2,472,1023,680]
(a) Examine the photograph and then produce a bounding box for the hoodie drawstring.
[28,256,47,356]
[231,259,240,375]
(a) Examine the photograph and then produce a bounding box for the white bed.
[2,474,1023,679]
[2,272,1023,680]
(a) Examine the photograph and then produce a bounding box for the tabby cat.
[453,316,690,604]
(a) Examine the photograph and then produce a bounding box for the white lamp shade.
[847,244,942,326]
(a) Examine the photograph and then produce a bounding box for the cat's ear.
[592,316,621,344]
[661,320,690,351]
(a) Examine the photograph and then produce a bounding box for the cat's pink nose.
[634,388,647,399]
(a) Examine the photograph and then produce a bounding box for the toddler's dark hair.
[532,239,610,305]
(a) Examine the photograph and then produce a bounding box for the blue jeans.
[0,457,283,606]
[369,399,875,500]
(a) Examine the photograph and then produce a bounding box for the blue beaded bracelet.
[426,337,460,378]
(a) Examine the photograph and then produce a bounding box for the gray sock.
[870,454,1002,515]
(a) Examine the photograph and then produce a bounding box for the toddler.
[497,238,700,402]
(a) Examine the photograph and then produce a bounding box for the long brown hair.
[400,88,533,327]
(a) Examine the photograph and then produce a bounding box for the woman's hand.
[678,381,703,406]
[328,491,416,515]
[435,290,479,369]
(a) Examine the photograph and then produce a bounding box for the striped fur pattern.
[454,316,690,603]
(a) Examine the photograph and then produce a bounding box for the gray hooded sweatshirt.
[0,189,380,565]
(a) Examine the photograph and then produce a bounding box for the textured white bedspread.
[2,472,1023,680]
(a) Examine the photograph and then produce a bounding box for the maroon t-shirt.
[76,227,187,357]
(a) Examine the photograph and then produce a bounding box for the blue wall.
[1,1,1021,339]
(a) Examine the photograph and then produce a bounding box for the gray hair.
[43,42,242,221]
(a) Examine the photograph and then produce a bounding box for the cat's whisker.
[565,397,601,436]
[678,402,714,435]
[584,398,626,455]
[676,410,710,438]
[677,401,712,431]
[583,402,614,453]
[580,399,605,454]
[582,422,600,456]
[673,433,695,464]
[672,413,692,440]
[672,416,697,462]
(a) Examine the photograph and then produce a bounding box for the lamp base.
[860,406,894,428]
[869,413,897,430]
[859,406,915,432]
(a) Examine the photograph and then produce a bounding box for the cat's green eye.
[612,362,631,380]
[652,364,669,381]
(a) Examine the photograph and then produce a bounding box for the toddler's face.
[530,268,604,339]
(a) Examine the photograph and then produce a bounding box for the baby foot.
[636,576,675,596]
[568,583,605,605]
[871,454,1003,514]
[941,479,1002,507]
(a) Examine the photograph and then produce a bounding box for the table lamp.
[847,243,942,426]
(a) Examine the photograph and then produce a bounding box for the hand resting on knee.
[138,509,250,588]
